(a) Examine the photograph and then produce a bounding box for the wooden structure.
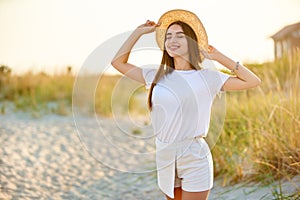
[271,22,300,60]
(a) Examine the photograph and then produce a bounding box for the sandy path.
[1,113,299,199]
[0,113,163,200]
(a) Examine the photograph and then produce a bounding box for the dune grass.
[94,74,147,116]
[0,67,146,117]
[0,68,74,116]
[212,52,300,195]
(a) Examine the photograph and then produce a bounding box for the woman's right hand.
[136,20,160,35]
[111,20,159,84]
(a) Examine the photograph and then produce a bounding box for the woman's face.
[165,24,189,58]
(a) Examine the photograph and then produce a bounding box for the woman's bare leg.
[165,187,182,200]
[181,189,210,200]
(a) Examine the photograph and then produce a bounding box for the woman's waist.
[155,134,205,150]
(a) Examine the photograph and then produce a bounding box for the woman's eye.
[177,35,185,38]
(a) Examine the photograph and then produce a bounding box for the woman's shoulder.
[198,68,227,76]
[198,68,217,73]
[197,68,217,78]
[197,68,231,84]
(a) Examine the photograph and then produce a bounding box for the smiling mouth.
[168,45,180,51]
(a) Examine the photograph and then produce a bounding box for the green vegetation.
[0,66,73,116]
[212,52,300,196]
[0,66,147,117]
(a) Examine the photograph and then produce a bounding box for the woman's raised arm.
[111,20,159,83]
[203,45,261,91]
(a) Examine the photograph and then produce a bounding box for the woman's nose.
[168,36,177,43]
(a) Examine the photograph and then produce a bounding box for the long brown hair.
[147,21,203,110]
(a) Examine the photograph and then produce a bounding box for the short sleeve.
[201,69,231,96]
[142,68,157,89]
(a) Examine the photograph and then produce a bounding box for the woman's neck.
[173,57,193,70]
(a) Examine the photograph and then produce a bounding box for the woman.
[111,9,260,200]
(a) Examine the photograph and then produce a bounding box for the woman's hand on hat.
[136,20,160,35]
[201,45,222,61]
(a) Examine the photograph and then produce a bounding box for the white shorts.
[156,137,213,198]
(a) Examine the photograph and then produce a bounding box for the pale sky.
[0,0,300,74]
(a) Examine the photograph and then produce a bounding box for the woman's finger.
[145,20,159,27]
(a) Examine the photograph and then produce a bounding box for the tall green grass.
[94,74,147,116]
[0,67,146,117]
[0,68,74,116]
[212,52,300,193]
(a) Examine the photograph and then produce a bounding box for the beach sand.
[0,113,299,199]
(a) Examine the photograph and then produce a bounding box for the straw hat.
[156,9,208,61]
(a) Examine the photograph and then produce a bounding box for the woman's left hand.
[201,45,222,61]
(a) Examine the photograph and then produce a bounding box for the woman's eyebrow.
[166,31,185,35]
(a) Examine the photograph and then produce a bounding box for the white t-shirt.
[143,68,230,143]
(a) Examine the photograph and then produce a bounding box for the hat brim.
[156,9,208,61]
